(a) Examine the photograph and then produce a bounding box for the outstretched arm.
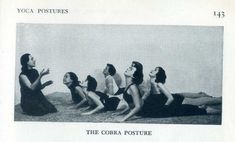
[157,83,174,105]
[113,107,130,116]
[121,85,142,122]
[81,91,104,115]
[74,86,87,108]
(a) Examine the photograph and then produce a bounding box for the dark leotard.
[19,69,57,116]
[95,91,120,111]
[138,93,206,117]
[123,83,135,105]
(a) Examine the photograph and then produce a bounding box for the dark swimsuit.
[94,86,125,111]
[123,84,206,118]
[19,69,57,116]
[95,91,121,111]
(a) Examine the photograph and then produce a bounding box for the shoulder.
[19,74,29,84]
[19,73,27,79]
[156,82,164,87]
[19,72,26,76]
[75,85,82,90]
[75,86,83,92]
[129,84,138,92]
[105,76,113,82]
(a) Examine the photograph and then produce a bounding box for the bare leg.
[182,96,222,106]
[179,92,212,98]
[80,92,104,115]
[116,99,129,110]
[112,99,130,116]
[206,106,221,114]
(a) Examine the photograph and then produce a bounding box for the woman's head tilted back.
[131,61,144,85]
[155,67,167,84]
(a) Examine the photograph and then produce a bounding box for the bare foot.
[198,92,212,97]
[206,106,221,114]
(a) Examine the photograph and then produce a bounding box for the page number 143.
[214,11,225,18]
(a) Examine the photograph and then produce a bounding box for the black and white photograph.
[14,24,223,124]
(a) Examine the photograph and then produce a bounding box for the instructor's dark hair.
[20,53,30,72]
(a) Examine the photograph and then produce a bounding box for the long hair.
[20,53,30,72]
[67,72,81,87]
[155,67,167,84]
[132,61,144,85]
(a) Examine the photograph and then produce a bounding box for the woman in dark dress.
[63,72,88,108]
[19,53,57,116]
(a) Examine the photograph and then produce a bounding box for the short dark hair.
[132,61,143,85]
[86,75,97,92]
[107,64,116,76]
[155,67,166,84]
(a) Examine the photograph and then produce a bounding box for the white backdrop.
[15,24,223,104]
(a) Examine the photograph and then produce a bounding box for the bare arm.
[41,80,53,89]
[105,77,114,96]
[74,86,87,108]
[81,91,104,115]
[157,83,174,105]
[141,88,150,101]
[113,107,130,116]
[121,85,142,121]
[19,74,42,91]
[140,80,151,101]
[19,68,51,91]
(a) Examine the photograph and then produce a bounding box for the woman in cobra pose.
[19,53,57,116]
[80,75,129,115]
[119,62,220,121]
[63,72,88,108]
[139,66,221,118]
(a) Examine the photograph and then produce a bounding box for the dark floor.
[14,92,222,125]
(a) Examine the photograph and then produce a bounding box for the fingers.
[46,80,53,86]
[40,68,45,74]
[44,68,50,74]
[48,80,53,84]
[40,68,50,76]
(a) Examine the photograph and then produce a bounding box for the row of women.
[19,53,222,122]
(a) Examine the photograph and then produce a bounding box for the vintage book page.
[0,0,235,142]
